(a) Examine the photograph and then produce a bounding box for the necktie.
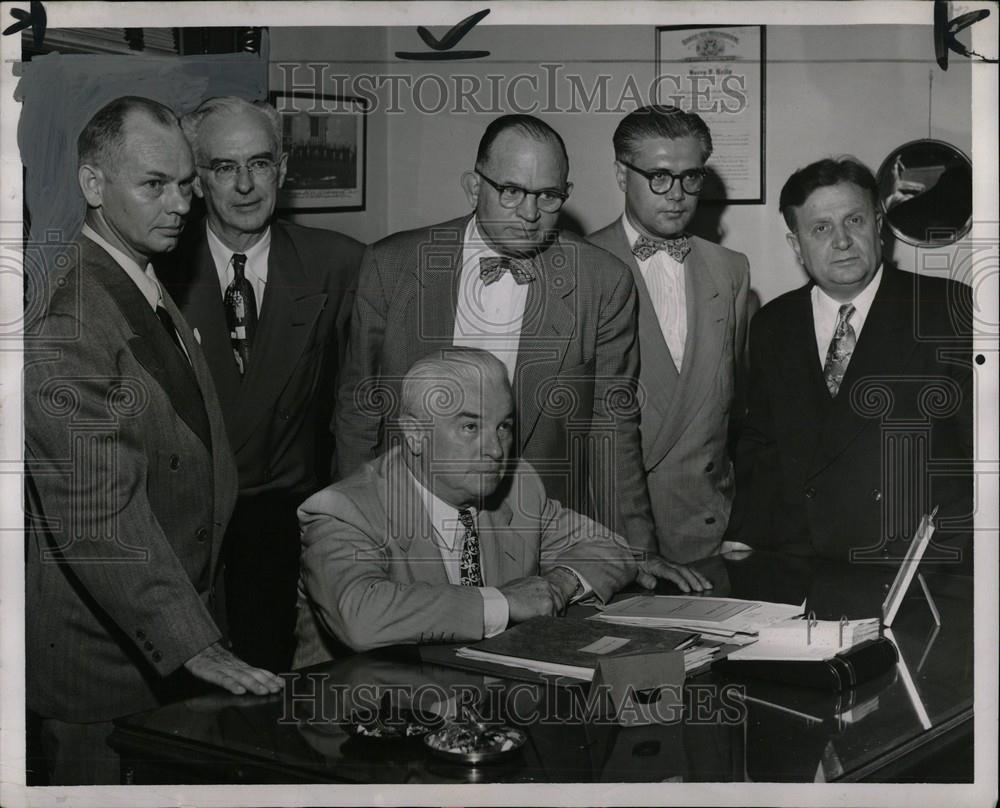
[456,508,484,587]
[631,233,691,263]
[479,255,536,286]
[155,305,187,359]
[823,303,857,397]
[224,253,257,376]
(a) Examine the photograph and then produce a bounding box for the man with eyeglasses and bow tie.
[336,114,708,590]
[589,106,751,564]
[159,96,363,673]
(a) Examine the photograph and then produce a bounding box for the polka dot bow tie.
[631,234,691,263]
[479,255,536,285]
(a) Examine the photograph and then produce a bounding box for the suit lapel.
[230,224,327,451]
[383,449,451,584]
[84,241,212,451]
[478,499,515,586]
[514,236,578,449]
[811,269,916,475]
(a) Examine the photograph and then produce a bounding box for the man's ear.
[276,152,289,190]
[614,161,628,193]
[398,415,424,456]
[786,231,803,265]
[460,171,480,209]
[78,163,105,208]
[193,173,205,199]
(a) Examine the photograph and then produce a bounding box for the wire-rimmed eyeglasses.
[200,158,279,184]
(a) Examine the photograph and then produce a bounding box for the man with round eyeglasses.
[157,96,364,673]
[589,105,752,564]
[336,113,696,571]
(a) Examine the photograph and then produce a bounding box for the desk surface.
[110,551,973,784]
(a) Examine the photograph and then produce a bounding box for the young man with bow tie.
[589,105,751,564]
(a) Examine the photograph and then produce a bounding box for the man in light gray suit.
[295,349,710,667]
[589,106,750,563]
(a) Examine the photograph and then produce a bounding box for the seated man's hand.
[499,576,568,623]
[543,567,581,606]
[636,554,713,593]
[183,641,285,695]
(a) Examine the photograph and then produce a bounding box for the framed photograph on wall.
[656,25,766,204]
[269,90,368,211]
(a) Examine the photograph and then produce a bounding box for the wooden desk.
[109,551,973,784]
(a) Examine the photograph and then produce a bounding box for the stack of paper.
[727,617,880,662]
[589,595,805,642]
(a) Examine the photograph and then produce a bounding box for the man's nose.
[665,179,686,202]
[166,183,191,216]
[482,430,504,460]
[832,224,853,250]
[234,164,255,194]
[516,193,541,221]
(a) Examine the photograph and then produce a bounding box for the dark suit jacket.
[728,267,973,563]
[333,215,655,549]
[160,220,364,496]
[293,447,637,667]
[589,220,750,562]
[24,237,238,722]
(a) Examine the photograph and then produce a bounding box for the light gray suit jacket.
[588,220,749,563]
[23,238,238,722]
[293,447,637,667]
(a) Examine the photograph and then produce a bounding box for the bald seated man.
[294,348,711,666]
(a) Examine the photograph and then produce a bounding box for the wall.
[269,23,972,303]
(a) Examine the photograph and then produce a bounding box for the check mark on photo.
[417,9,490,51]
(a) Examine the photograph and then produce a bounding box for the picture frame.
[655,25,766,204]
[269,90,368,211]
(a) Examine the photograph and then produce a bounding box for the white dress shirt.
[407,468,510,637]
[452,218,530,383]
[811,266,883,367]
[622,214,688,371]
[206,225,271,311]
[81,223,191,363]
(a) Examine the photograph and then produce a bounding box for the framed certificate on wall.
[656,25,766,204]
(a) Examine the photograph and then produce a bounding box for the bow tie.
[479,255,536,286]
[631,234,691,263]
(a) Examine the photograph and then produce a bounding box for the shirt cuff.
[480,587,510,637]
[554,565,593,604]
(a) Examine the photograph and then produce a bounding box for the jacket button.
[195,527,209,542]
[136,629,146,640]
[152,651,162,662]
[144,641,154,651]
[805,486,817,498]
[872,489,882,502]
[705,462,715,473]
[278,409,290,420]
[169,455,181,471]
[705,516,716,525]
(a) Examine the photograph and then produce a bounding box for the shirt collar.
[81,223,161,310]
[812,265,884,330]
[467,218,504,261]
[206,223,271,277]
[406,464,475,552]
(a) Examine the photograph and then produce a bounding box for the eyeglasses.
[200,158,278,184]
[475,171,569,213]
[620,160,708,195]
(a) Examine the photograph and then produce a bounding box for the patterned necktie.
[631,233,691,263]
[479,255,536,286]
[823,303,857,397]
[457,507,484,587]
[224,253,257,376]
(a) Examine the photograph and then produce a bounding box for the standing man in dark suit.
[589,106,750,563]
[728,157,972,563]
[161,97,364,673]
[24,96,282,785]
[336,114,700,579]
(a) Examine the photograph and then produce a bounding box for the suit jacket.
[23,237,238,722]
[588,221,750,563]
[160,220,364,496]
[728,267,973,563]
[333,215,655,549]
[293,447,637,667]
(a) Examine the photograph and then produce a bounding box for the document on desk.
[727,617,881,661]
[590,595,804,639]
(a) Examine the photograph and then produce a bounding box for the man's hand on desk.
[183,641,285,695]
[499,575,571,622]
[636,554,713,593]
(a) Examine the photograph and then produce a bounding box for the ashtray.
[423,720,527,765]
[344,707,444,742]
